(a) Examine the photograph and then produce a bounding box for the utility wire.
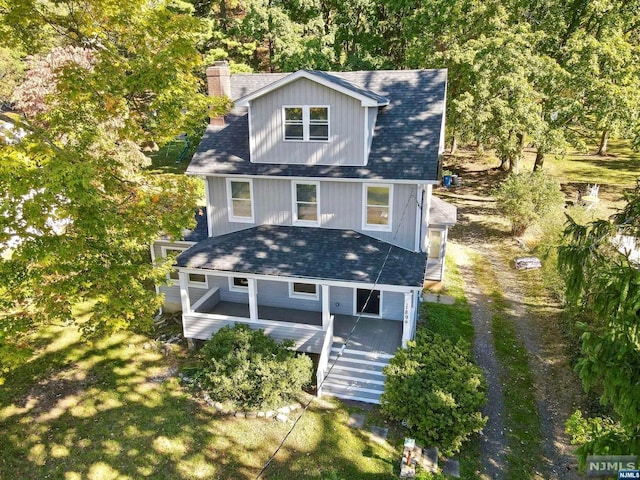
[255,191,419,479]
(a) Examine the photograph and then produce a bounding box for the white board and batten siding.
[249,78,366,166]
[205,177,419,251]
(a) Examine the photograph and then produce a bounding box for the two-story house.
[153,62,456,404]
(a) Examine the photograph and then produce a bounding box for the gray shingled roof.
[176,225,427,287]
[429,197,457,225]
[160,208,209,243]
[304,70,389,105]
[188,69,447,181]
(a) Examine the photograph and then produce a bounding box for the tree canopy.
[559,183,640,464]
[0,0,209,373]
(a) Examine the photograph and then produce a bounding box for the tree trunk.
[499,155,510,171]
[510,132,525,173]
[533,149,545,171]
[597,129,609,156]
[450,134,457,155]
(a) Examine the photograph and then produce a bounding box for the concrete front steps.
[321,346,393,404]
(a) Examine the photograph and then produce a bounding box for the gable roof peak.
[234,69,389,107]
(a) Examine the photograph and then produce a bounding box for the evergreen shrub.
[193,324,312,409]
[381,330,487,455]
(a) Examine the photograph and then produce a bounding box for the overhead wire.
[255,189,421,479]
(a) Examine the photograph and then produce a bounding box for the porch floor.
[208,301,322,326]
[333,314,402,355]
[198,302,402,355]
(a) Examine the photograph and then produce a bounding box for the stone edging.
[179,373,302,422]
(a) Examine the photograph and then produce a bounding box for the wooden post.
[248,278,258,321]
[178,271,191,314]
[402,292,414,347]
[322,284,330,330]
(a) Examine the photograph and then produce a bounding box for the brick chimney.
[206,61,231,126]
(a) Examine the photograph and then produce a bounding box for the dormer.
[232,70,388,167]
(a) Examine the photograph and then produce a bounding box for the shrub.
[492,171,564,236]
[192,324,312,409]
[380,330,487,456]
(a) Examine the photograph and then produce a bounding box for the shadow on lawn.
[262,403,400,480]
[0,328,404,480]
[0,329,283,479]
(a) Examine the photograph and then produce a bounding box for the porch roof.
[176,225,426,287]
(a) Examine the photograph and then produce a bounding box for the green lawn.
[546,139,640,188]
[0,324,406,480]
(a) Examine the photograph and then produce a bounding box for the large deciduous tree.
[559,182,640,465]
[0,0,209,373]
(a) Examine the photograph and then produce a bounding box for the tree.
[558,182,640,465]
[0,46,24,108]
[381,330,487,456]
[562,29,640,156]
[492,171,565,236]
[11,46,93,118]
[0,0,209,373]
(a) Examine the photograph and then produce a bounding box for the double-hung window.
[363,184,393,231]
[226,178,254,223]
[283,106,329,141]
[292,181,320,225]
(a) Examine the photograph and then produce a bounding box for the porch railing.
[316,315,334,398]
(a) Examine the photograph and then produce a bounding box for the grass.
[0,324,408,480]
[546,139,640,188]
[473,258,544,480]
[422,252,474,347]
[145,138,196,175]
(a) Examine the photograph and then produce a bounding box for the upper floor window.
[292,181,320,226]
[226,178,254,223]
[363,184,393,232]
[283,106,329,142]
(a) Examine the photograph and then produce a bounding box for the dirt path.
[442,162,584,479]
[456,252,507,479]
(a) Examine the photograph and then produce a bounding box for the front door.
[356,288,381,316]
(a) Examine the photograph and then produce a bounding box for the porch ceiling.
[176,225,426,287]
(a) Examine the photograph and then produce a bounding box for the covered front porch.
[182,297,403,356]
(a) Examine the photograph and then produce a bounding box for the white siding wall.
[206,177,419,250]
[250,78,366,166]
[329,286,354,315]
[381,291,404,321]
[256,280,322,311]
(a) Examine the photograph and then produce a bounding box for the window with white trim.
[229,276,249,292]
[226,178,254,223]
[283,106,329,141]
[161,246,207,287]
[289,282,319,300]
[292,181,319,225]
[363,184,393,231]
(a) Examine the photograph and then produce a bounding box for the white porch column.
[248,278,258,321]
[321,284,330,330]
[178,271,191,313]
[402,291,414,348]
